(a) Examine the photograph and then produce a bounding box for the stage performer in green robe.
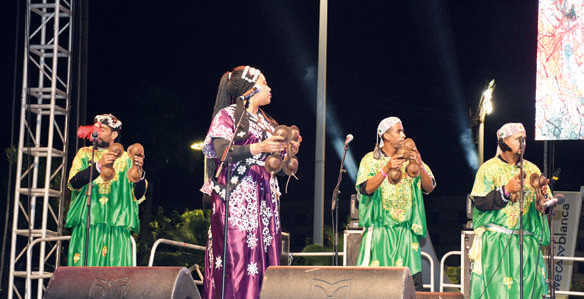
[355,116,435,291]
[65,114,147,266]
[469,122,551,298]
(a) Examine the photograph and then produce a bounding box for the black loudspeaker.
[260,266,416,299]
[45,266,201,299]
[343,229,364,266]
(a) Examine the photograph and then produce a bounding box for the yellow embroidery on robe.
[99,197,109,205]
[370,260,380,267]
[101,246,108,257]
[503,204,521,228]
[73,253,80,264]
[503,277,513,289]
[412,224,422,235]
[396,258,403,267]
[380,170,413,223]
[412,242,419,251]
[98,181,111,195]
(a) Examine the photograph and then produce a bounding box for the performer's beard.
[95,139,110,149]
[394,140,404,149]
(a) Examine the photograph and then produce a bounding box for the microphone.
[91,131,99,142]
[239,85,261,101]
[344,134,354,147]
[555,194,567,205]
[542,193,567,208]
[549,168,561,189]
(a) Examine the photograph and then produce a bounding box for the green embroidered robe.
[355,152,434,275]
[65,146,143,266]
[470,157,550,299]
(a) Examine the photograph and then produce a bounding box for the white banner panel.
[550,188,583,293]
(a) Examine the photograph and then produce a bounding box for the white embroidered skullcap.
[376,117,401,148]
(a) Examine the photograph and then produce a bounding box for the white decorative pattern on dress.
[247,262,259,277]
[246,234,258,249]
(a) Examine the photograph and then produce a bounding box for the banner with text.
[551,188,583,294]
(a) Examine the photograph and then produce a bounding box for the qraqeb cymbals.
[265,125,300,177]
[100,143,124,181]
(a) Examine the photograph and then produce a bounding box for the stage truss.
[7,1,73,298]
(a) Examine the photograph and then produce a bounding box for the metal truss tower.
[8,1,74,298]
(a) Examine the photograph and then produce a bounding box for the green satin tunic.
[470,157,550,298]
[65,146,143,266]
[355,152,434,275]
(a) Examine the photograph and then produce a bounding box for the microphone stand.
[547,205,557,299]
[546,180,559,299]
[331,140,349,266]
[518,141,526,299]
[216,100,248,299]
[84,133,98,266]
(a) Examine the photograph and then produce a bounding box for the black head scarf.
[212,66,260,143]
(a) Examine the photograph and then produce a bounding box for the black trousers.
[413,272,424,291]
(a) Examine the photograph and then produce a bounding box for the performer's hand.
[505,173,522,194]
[133,155,144,168]
[99,151,117,167]
[252,135,286,155]
[290,134,302,155]
[540,180,550,196]
[384,156,405,170]
[410,149,422,164]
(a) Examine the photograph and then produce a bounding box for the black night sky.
[1,0,583,269]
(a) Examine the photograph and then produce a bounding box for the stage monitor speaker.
[260,266,415,299]
[466,194,473,219]
[281,231,290,265]
[343,229,365,266]
[45,266,201,299]
[350,193,359,220]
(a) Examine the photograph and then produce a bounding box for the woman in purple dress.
[201,66,299,298]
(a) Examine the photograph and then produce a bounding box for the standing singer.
[200,66,301,299]
[469,122,550,298]
[355,116,435,291]
[65,114,147,266]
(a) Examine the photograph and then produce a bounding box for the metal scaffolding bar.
[8,1,73,298]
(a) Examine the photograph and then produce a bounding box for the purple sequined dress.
[201,105,282,299]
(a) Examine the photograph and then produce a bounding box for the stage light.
[190,142,204,151]
[484,98,493,115]
[477,79,496,165]
[481,79,495,116]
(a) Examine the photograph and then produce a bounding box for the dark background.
[1,0,583,277]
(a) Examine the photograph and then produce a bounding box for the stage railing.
[25,236,71,299]
[545,255,584,297]
[439,250,461,292]
[148,238,206,285]
[421,251,435,292]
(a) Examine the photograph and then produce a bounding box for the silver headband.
[241,66,260,83]
[94,114,122,130]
